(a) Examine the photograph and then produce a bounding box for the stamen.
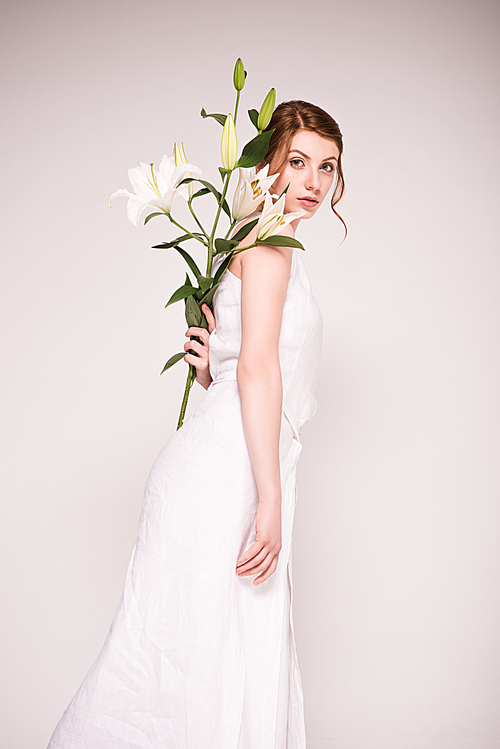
[144,163,162,198]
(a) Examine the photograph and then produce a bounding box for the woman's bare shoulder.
[227,215,259,279]
[228,218,294,280]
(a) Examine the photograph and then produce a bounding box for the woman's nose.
[305,168,321,191]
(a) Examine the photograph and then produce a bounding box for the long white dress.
[47,247,323,749]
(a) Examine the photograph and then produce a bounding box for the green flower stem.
[167,213,208,245]
[207,171,233,276]
[234,90,241,124]
[188,199,208,238]
[230,241,258,254]
[177,364,197,430]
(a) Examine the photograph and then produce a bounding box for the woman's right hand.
[183,303,216,390]
[235,500,282,585]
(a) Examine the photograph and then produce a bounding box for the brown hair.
[259,100,347,240]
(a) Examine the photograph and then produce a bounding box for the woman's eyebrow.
[289,148,338,162]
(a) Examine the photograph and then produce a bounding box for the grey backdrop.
[1,1,499,747]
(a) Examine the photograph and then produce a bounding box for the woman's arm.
[234,233,293,585]
[183,303,216,390]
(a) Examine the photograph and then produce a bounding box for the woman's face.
[270,129,339,220]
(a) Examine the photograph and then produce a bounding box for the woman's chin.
[297,204,319,219]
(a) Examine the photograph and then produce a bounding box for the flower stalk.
[177,365,197,430]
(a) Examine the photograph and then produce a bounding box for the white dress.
[47,247,323,749]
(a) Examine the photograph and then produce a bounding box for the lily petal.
[255,191,305,240]
[171,163,202,190]
[127,195,153,225]
[128,161,161,201]
[109,188,131,207]
[156,155,176,196]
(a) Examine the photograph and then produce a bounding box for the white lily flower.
[255,192,305,241]
[110,154,202,225]
[231,164,280,221]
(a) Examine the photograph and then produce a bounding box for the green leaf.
[160,351,185,375]
[219,166,234,182]
[215,218,259,255]
[248,109,259,129]
[197,275,213,295]
[256,235,305,250]
[200,281,222,307]
[184,272,194,288]
[180,177,221,203]
[152,233,204,249]
[221,198,231,219]
[191,187,210,199]
[236,129,274,169]
[230,218,258,243]
[178,177,231,219]
[215,237,238,254]
[144,212,164,225]
[165,284,197,308]
[213,220,258,255]
[213,252,235,285]
[174,246,201,278]
[200,108,227,126]
[185,294,204,327]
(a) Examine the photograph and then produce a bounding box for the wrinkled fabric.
[47,248,323,749]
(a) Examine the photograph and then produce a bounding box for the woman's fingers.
[237,551,275,577]
[236,541,263,569]
[183,339,206,358]
[236,535,281,585]
[236,547,269,575]
[185,326,209,345]
[201,303,216,334]
[254,555,279,586]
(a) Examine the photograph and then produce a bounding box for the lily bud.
[173,142,184,167]
[174,142,194,198]
[233,58,245,91]
[257,88,276,131]
[221,113,238,170]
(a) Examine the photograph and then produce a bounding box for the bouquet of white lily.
[110,58,305,429]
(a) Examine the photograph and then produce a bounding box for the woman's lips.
[297,197,318,208]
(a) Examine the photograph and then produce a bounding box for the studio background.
[1,1,499,747]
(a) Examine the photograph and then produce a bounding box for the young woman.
[47,100,345,749]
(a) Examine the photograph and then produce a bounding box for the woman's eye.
[321,163,335,173]
[290,158,304,168]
